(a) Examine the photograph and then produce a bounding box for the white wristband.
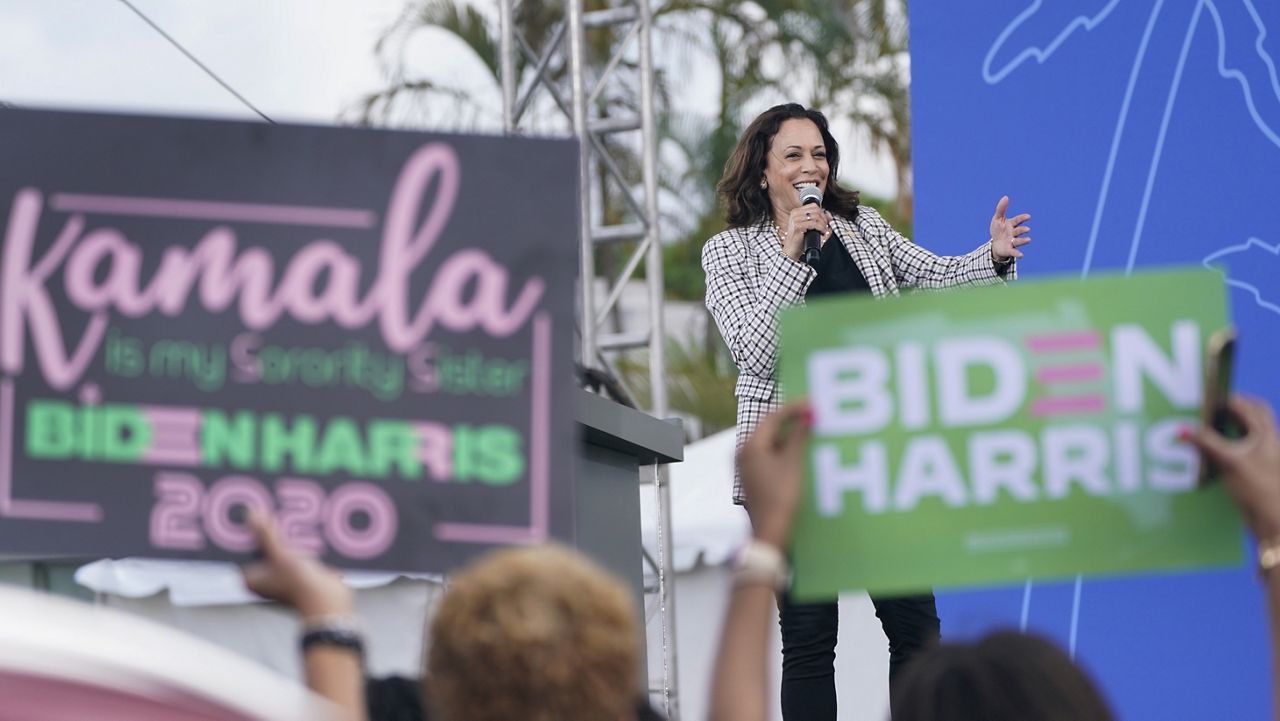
[1259,537,1280,576]
[731,539,789,591]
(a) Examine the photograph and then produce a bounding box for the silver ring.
[805,212,812,220]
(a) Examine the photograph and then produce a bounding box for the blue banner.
[909,1,1278,718]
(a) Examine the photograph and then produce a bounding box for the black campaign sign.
[0,109,578,573]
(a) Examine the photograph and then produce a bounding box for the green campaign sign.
[778,268,1243,599]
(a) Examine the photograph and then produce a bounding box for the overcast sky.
[0,1,406,121]
[0,0,896,198]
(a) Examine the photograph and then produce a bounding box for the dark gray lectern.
[574,389,683,616]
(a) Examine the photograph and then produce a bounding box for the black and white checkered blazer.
[702,206,1016,504]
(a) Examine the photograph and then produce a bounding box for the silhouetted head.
[893,631,1115,721]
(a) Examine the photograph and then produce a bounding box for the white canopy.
[640,427,750,571]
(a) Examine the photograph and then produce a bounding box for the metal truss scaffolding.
[495,1,679,719]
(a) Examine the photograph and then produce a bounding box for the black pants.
[779,591,940,721]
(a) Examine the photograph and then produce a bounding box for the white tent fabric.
[75,560,441,679]
[640,428,749,572]
[640,428,891,721]
[76,558,440,606]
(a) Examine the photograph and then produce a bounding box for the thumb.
[1186,425,1236,470]
[778,407,811,462]
[993,195,1009,219]
[241,560,272,595]
[247,508,288,563]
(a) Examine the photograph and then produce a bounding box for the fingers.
[790,207,832,235]
[1232,394,1277,439]
[1186,395,1276,471]
[1187,425,1236,468]
[1013,224,1031,237]
[1009,213,1031,226]
[773,400,812,454]
[241,511,280,597]
[247,508,288,563]
[993,195,1009,218]
[746,403,790,454]
[740,400,811,462]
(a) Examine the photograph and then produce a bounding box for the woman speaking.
[702,103,1031,720]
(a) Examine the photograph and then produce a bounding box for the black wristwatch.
[300,615,365,657]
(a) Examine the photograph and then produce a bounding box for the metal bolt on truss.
[496,1,678,718]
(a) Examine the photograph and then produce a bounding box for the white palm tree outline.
[981,0,1280,657]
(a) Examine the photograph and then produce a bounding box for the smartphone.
[1198,327,1239,486]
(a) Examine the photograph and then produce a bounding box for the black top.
[366,678,665,721]
[367,676,426,721]
[804,233,873,299]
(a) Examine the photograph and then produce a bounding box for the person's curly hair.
[425,544,639,721]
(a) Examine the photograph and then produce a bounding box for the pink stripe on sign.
[140,406,202,466]
[1025,331,1102,353]
[142,446,203,466]
[0,379,102,522]
[5,500,104,521]
[1031,395,1107,417]
[435,312,553,545]
[1035,363,1104,384]
[49,193,377,229]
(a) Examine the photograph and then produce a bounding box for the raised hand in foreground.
[1187,395,1280,538]
[710,400,811,721]
[1186,394,1280,721]
[241,512,366,721]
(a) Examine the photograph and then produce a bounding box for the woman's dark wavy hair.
[717,103,860,227]
[892,631,1116,721]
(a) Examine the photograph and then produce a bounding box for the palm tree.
[748,0,913,221]
[351,0,568,130]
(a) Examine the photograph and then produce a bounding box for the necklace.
[773,222,786,244]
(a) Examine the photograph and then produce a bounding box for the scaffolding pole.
[495,1,678,718]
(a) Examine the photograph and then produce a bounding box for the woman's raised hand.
[989,195,1032,261]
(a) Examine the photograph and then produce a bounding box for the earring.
[760,179,767,190]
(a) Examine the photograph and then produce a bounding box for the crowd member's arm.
[242,512,368,721]
[709,401,810,721]
[1187,396,1280,721]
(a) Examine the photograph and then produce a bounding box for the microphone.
[798,185,823,268]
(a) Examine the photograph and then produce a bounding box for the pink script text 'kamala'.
[0,143,546,390]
